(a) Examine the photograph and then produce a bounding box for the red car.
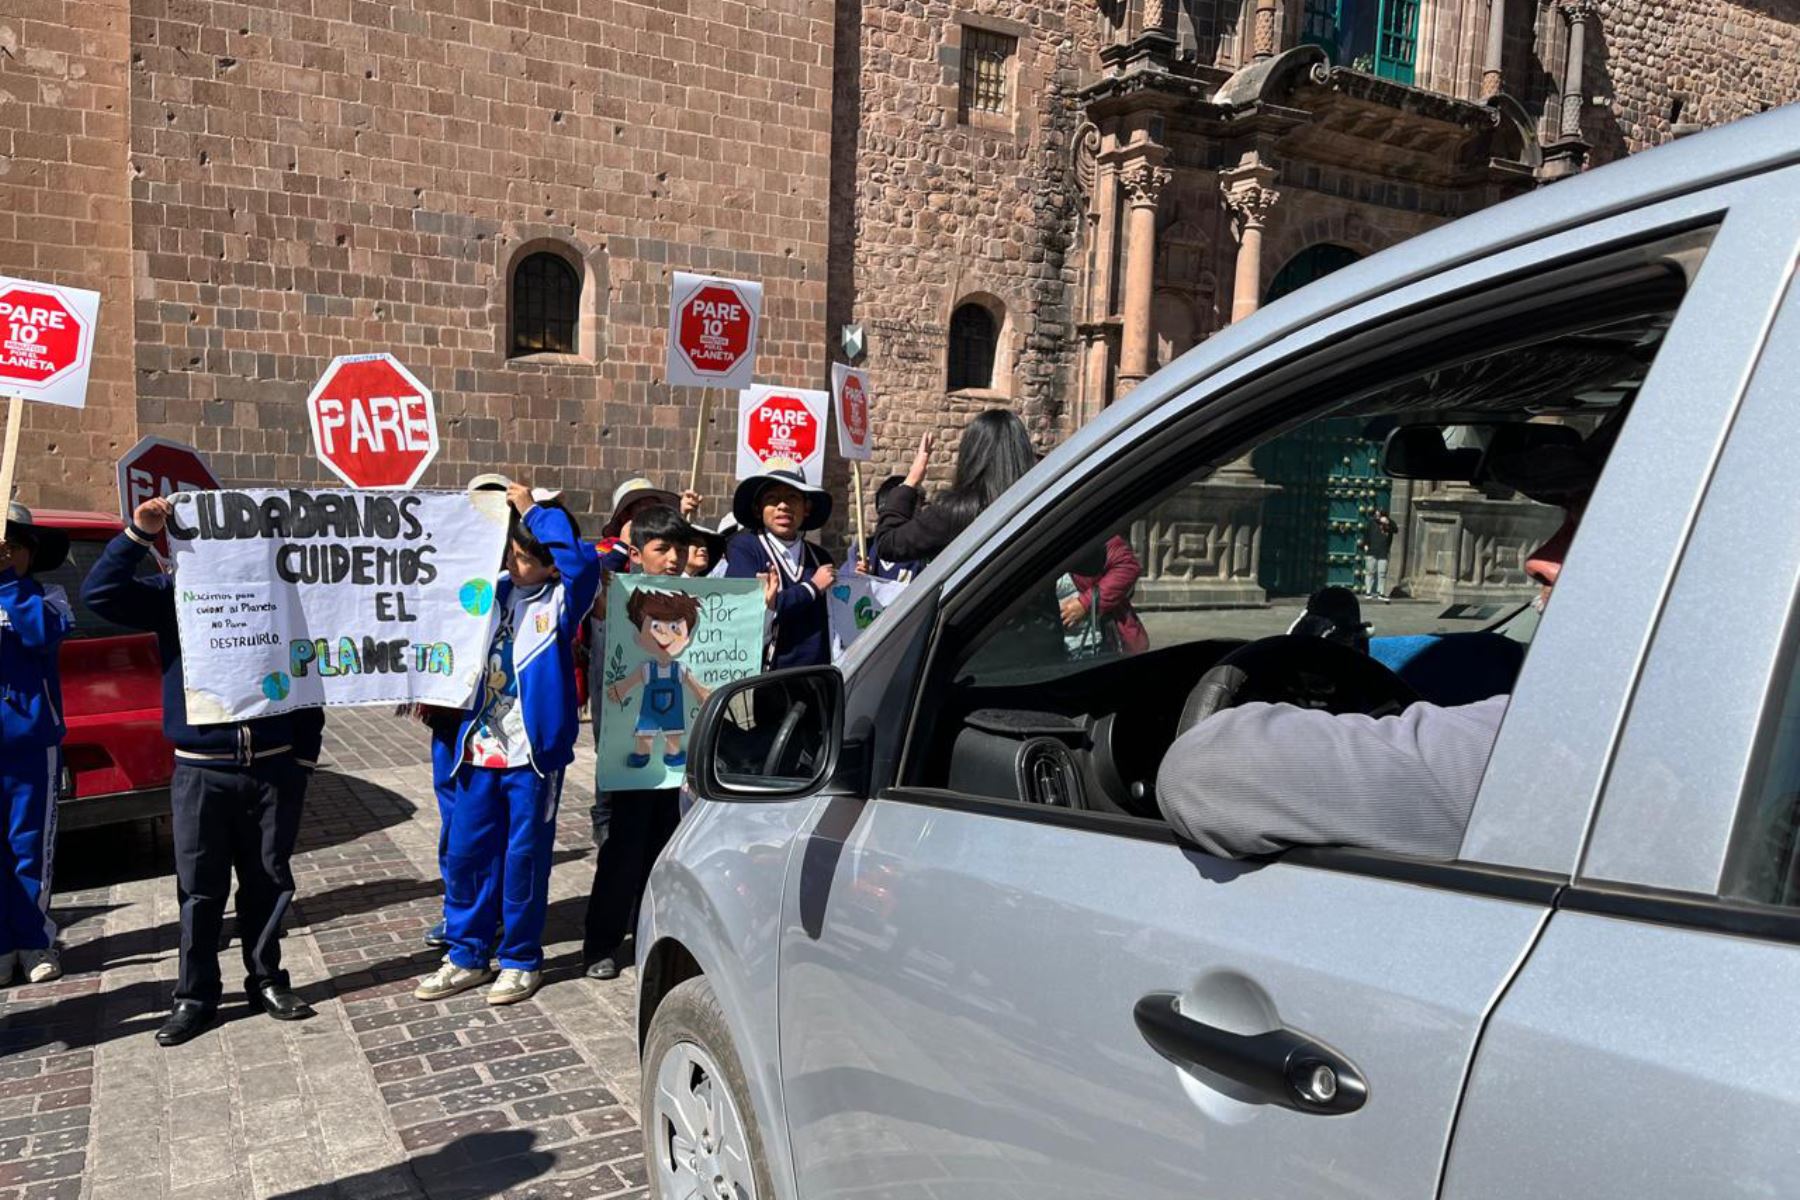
[32,510,172,829]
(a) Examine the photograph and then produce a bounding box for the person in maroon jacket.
[1063,535,1150,656]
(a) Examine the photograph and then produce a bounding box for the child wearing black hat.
[0,504,72,987]
[721,462,836,669]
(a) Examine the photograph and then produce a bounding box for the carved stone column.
[1480,0,1508,97]
[1116,154,1171,396]
[1253,0,1281,60]
[1143,0,1175,40]
[1559,0,1597,139]
[1223,178,1280,324]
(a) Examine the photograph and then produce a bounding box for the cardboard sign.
[306,353,439,489]
[828,573,908,661]
[0,276,99,409]
[596,574,766,791]
[735,385,828,485]
[830,362,874,461]
[667,272,762,391]
[164,488,509,722]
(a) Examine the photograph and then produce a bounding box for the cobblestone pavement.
[0,713,648,1200]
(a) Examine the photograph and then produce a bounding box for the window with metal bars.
[510,252,580,357]
[947,303,998,392]
[959,27,1016,120]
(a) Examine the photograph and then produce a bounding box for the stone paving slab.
[0,712,649,1200]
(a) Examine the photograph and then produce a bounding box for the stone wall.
[107,0,833,528]
[840,0,1097,503]
[1578,0,1800,164]
[0,0,138,511]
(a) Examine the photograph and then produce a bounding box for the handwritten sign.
[164,488,509,722]
[597,574,765,790]
[828,573,908,660]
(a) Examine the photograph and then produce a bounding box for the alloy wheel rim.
[654,1038,755,1200]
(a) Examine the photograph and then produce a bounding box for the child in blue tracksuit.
[0,504,72,987]
[416,483,598,1007]
[722,464,836,670]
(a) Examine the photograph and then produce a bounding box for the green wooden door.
[1255,245,1390,598]
[1301,0,1417,84]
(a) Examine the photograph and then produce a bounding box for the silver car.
[637,107,1800,1200]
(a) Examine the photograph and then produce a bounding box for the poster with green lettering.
[597,574,765,791]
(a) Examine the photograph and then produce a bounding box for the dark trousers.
[172,758,304,1008]
[582,788,680,965]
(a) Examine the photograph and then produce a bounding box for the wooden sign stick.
[0,394,23,515]
[851,458,868,566]
[689,388,711,498]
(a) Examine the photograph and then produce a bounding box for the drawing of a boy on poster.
[606,587,713,769]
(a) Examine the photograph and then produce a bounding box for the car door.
[771,180,1783,1200]
[1441,175,1800,1199]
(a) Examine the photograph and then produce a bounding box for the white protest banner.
[165,488,509,723]
[828,573,909,661]
[829,362,874,461]
[667,272,762,391]
[736,385,828,485]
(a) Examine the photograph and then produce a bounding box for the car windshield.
[35,538,159,641]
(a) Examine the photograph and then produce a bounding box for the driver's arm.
[1154,694,1509,860]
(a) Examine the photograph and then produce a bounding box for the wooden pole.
[688,388,711,497]
[850,458,868,565]
[0,394,22,516]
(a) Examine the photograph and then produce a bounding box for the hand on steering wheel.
[1176,635,1420,737]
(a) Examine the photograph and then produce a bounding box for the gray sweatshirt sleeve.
[1154,694,1510,860]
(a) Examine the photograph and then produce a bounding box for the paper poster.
[830,363,874,461]
[667,272,762,391]
[736,385,828,485]
[828,572,909,660]
[597,574,766,791]
[164,488,509,723]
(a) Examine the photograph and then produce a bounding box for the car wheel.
[642,975,775,1200]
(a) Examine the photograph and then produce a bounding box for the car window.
[35,537,158,641]
[1723,644,1800,907]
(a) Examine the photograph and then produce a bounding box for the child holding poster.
[0,504,72,987]
[722,463,836,669]
[416,482,599,1008]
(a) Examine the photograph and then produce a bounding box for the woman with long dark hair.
[874,408,1036,563]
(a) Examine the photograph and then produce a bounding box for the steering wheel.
[761,699,810,777]
[1176,634,1421,737]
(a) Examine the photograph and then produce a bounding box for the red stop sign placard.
[840,375,869,444]
[678,284,754,379]
[118,436,219,517]
[746,392,820,466]
[0,285,91,393]
[305,353,439,489]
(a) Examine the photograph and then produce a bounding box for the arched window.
[947,303,998,392]
[1266,243,1363,303]
[510,252,580,357]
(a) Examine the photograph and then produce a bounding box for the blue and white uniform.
[0,568,70,958]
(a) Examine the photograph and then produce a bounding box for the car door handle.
[1133,991,1368,1116]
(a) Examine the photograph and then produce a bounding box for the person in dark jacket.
[722,463,836,670]
[875,409,1035,564]
[0,504,73,986]
[82,496,319,1046]
[851,476,925,583]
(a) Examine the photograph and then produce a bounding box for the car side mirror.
[689,665,845,802]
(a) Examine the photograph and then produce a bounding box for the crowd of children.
[4,407,1147,1033]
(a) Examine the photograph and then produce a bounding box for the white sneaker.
[414,961,496,1001]
[0,951,15,985]
[486,968,541,1006]
[21,949,60,984]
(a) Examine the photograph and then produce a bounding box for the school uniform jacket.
[0,568,71,750]
[453,504,601,775]
[722,529,831,670]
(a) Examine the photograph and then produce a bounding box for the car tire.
[641,975,777,1200]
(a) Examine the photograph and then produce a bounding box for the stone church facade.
[3,0,1797,600]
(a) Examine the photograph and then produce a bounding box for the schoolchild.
[415,482,599,1006]
[0,504,71,987]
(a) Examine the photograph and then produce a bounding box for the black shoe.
[156,1001,216,1047]
[424,919,448,949]
[249,982,314,1022]
[584,957,620,981]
